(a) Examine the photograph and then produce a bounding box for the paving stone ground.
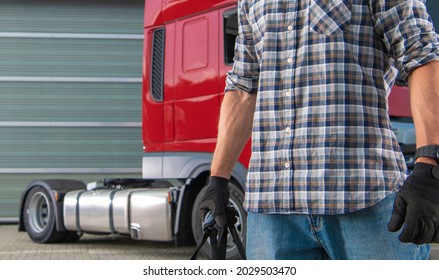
[0,224,197,260]
[0,224,437,260]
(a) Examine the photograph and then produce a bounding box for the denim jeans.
[246,194,430,260]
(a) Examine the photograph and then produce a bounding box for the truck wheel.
[23,186,65,243]
[191,181,247,259]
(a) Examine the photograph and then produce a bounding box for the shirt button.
[285,127,291,134]
[287,57,293,64]
[284,162,291,169]
[285,91,291,97]
[287,25,293,31]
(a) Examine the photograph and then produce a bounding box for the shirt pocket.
[309,0,352,36]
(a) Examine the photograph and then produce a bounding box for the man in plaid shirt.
[200,0,439,259]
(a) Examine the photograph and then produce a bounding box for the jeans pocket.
[309,0,352,36]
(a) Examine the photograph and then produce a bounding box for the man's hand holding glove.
[388,162,439,244]
[198,176,230,229]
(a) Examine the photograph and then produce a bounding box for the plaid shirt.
[225,0,439,214]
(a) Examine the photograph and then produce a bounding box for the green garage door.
[0,0,144,219]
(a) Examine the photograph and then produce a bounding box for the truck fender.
[143,152,247,187]
[187,159,248,189]
[18,179,86,232]
[143,152,248,241]
[172,157,248,241]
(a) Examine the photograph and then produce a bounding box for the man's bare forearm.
[409,60,439,164]
[210,90,257,179]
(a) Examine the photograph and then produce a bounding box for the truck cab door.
[173,10,220,143]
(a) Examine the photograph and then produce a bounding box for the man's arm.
[196,90,256,228]
[409,60,439,160]
[210,90,257,179]
[387,60,439,243]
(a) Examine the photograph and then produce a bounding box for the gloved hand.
[198,176,230,229]
[388,162,439,244]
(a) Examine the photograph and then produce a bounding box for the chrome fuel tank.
[129,189,173,241]
[63,188,172,241]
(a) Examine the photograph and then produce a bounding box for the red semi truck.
[18,0,416,260]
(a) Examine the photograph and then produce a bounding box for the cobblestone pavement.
[0,224,438,260]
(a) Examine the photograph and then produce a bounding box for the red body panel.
[388,85,412,118]
[144,0,237,27]
[142,0,251,166]
[142,27,164,152]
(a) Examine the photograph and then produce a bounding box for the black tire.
[62,231,82,243]
[23,186,65,243]
[191,181,247,259]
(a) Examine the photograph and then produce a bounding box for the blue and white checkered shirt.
[225,0,439,214]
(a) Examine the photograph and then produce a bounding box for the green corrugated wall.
[0,0,145,219]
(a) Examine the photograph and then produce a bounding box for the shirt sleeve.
[225,0,260,94]
[369,0,439,82]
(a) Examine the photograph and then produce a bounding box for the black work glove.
[388,162,439,244]
[198,176,230,229]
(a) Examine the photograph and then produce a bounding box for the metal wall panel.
[0,82,141,122]
[0,0,145,219]
[0,37,142,77]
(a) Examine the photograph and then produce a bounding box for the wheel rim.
[226,199,244,253]
[27,192,51,233]
[202,199,245,255]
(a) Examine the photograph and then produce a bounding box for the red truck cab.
[141,0,249,258]
[142,0,250,183]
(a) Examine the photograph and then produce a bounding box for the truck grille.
[151,28,165,102]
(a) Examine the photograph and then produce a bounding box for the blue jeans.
[246,194,430,260]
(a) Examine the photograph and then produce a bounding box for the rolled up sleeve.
[370,0,439,81]
[225,1,260,94]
